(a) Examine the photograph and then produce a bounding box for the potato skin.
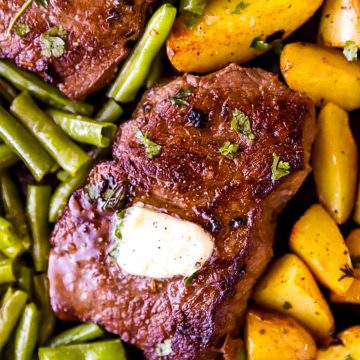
[245,308,317,360]
[312,103,358,224]
[318,0,360,47]
[280,42,360,111]
[317,326,360,359]
[253,254,334,341]
[290,204,354,295]
[167,0,323,73]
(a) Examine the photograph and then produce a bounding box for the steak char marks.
[0,0,151,99]
[49,64,316,359]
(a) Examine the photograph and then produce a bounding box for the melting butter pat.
[110,204,214,279]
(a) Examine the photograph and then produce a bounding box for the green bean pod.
[0,171,31,249]
[95,99,124,123]
[48,323,105,348]
[0,144,19,171]
[0,258,15,284]
[47,109,117,148]
[180,0,207,15]
[16,266,34,298]
[0,77,17,103]
[0,106,54,181]
[26,185,51,272]
[146,52,163,89]
[0,60,93,116]
[0,217,25,258]
[11,92,90,176]
[14,302,40,360]
[38,340,126,360]
[108,4,177,102]
[33,274,56,345]
[0,288,28,350]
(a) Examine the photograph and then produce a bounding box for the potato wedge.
[318,0,360,48]
[253,254,334,341]
[289,204,354,295]
[312,103,358,224]
[317,326,360,359]
[167,0,323,73]
[245,308,317,360]
[330,229,360,303]
[280,42,360,111]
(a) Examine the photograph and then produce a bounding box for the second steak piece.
[48,64,316,359]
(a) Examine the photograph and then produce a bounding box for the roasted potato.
[312,103,358,224]
[330,229,360,303]
[317,326,360,359]
[280,42,360,111]
[167,0,323,73]
[245,308,317,360]
[289,203,353,295]
[253,254,334,341]
[318,0,360,48]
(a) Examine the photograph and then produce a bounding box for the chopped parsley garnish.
[170,87,193,107]
[282,301,292,310]
[6,0,35,37]
[344,355,354,360]
[155,339,173,357]
[250,36,270,51]
[231,1,249,14]
[343,40,358,62]
[34,0,48,6]
[15,23,31,37]
[135,129,162,159]
[184,270,200,287]
[271,153,290,182]
[351,255,360,269]
[339,264,355,281]
[40,26,67,58]
[231,109,255,140]
[219,141,239,158]
[102,183,126,210]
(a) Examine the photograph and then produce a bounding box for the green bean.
[49,163,91,222]
[0,258,15,284]
[0,144,19,171]
[108,4,177,102]
[11,92,90,176]
[56,170,70,182]
[0,217,25,258]
[0,106,54,181]
[95,99,124,123]
[38,340,127,360]
[146,52,163,89]
[0,77,17,103]
[26,185,51,272]
[47,109,117,148]
[14,302,40,360]
[33,274,56,345]
[0,60,93,116]
[180,0,207,15]
[0,171,31,249]
[48,323,105,348]
[0,287,28,351]
[16,266,33,298]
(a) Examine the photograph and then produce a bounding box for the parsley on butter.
[40,26,67,58]
[136,129,162,159]
[271,153,290,182]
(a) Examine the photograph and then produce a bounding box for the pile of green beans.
[0,3,176,358]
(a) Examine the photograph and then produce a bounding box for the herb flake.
[6,0,34,37]
[271,153,290,182]
[170,87,193,107]
[34,0,48,7]
[15,23,31,37]
[40,26,67,58]
[156,339,173,357]
[232,1,249,14]
[219,141,239,158]
[136,129,162,159]
[343,40,358,62]
[250,36,270,51]
[231,109,255,140]
[184,270,200,287]
[282,301,292,310]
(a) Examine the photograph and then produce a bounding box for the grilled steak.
[48,64,316,359]
[0,0,151,99]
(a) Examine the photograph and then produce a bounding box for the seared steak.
[48,64,316,359]
[0,0,151,99]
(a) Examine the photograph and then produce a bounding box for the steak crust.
[48,64,316,359]
[0,0,151,99]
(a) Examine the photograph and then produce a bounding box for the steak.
[48,64,316,359]
[0,0,151,99]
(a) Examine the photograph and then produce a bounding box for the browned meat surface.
[0,0,151,99]
[48,64,316,359]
